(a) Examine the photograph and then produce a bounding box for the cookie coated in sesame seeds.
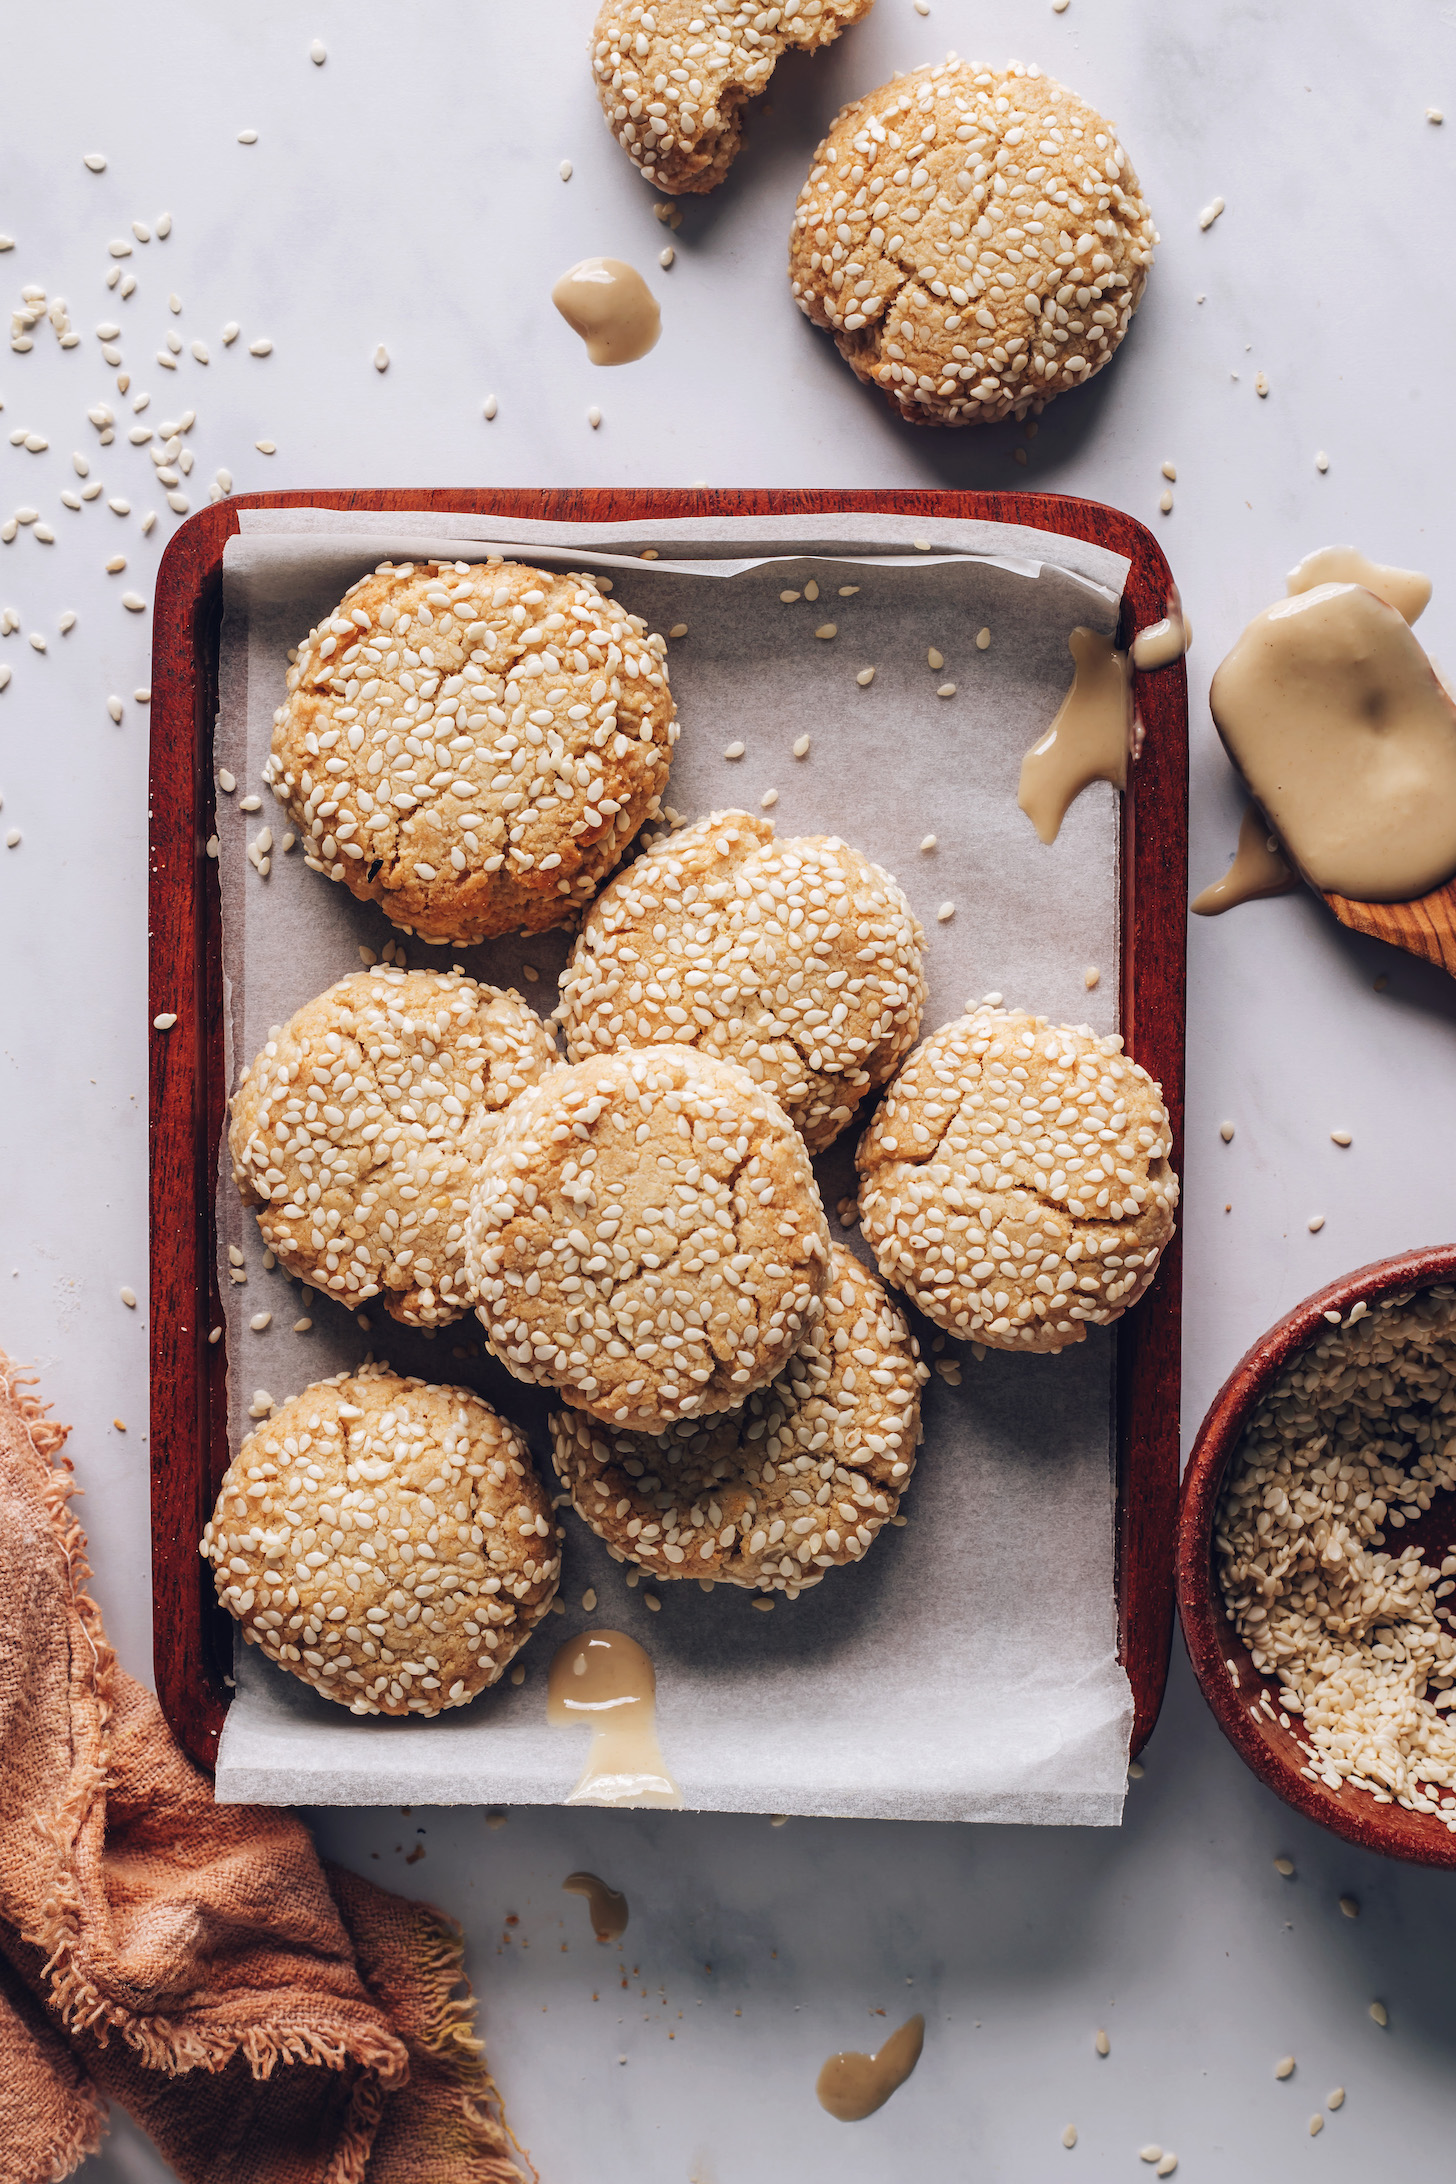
[228,967,558,1328]
[265,559,678,944]
[199,1364,560,1716]
[465,1044,831,1431]
[550,1242,926,1595]
[856,1006,1178,1352]
[789,59,1156,426]
[558,810,926,1152]
[591,0,875,198]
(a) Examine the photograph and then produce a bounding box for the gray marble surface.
[3,0,1455,2175]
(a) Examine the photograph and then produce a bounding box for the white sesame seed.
[58,611,75,635]
[1307,1214,1325,1232]
[255,440,276,455]
[239,795,262,813]
[760,788,778,809]
[237,128,258,144]
[975,628,991,650]
[668,623,687,638]
[1094,2029,1110,2056]
[919,834,936,852]
[913,539,931,552]
[659,246,675,268]
[1053,0,1070,11]
[581,1587,597,1611]
[248,1311,272,1332]
[134,687,151,704]
[1275,2055,1295,2080]
[1199,196,1225,230]
[373,344,389,371]
[1255,371,1269,397]
[156,212,172,237]
[1159,490,1174,514]
[1084,966,1100,989]
[4,827,19,847]
[1315,451,1330,473]
[856,667,876,686]
[482,394,498,420]
[723,741,745,760]
[560,159,574,181]
[1370,2001,1388,2027]
[643,1592,661,1612]
[1138,2148,1162,2165]
[1127,1759,1145,1779]
[23,433,47,453]
[1328,2088,1345,2109]
[218,770,237,793]
[1161,461,1177,481]
[84,153,107,172]
[216,468,233,493]
[221,322,240,346]
[190,340,210,364]
[588,405,602,428]
[913,0,929,13]
[28,633,45,653]
[121,592,146,613]
[1427,106,1444,122]
[249,337,274,357]
[1339,1894,1359,1918]
[927,648,944,670]
[107,696,123,723]
[152,1011,177,1030]
[141,511,157,532]
[1331,1128,1352,1147]
[1219,1121,1235,1142]
[936,900,956,922]
[1156,2159,1177,2178]
[0,237,12,251]
[310,37,327,62]
[1273,1855,1295,1876]
[1061,2125,1077,2148]
[937,682,957,698]
[132,220,151,243]
[793,735,811,758]
[814,623,837,640]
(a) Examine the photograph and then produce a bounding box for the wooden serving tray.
[149,489,1187,1779]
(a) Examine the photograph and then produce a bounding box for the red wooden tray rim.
[150,488,1186,1776]
[1178,1242,1456,1867]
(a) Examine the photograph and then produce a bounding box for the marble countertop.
[4,1,1455,2176]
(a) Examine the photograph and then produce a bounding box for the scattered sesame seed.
[659,245,676,269]
[927,648,944,671]
[780,590,801,604]
[166,492,189,514]
[107,696,123,723]
[919,835,936,852]
[1315,451,1330,473]
[1255,371,1269,397]
[1328,2088,1345,2109]
[218,770,237,793]
[249,1311,272,1332]
[1061,2125,1077,2148]
[249,337,273,357]
[33,525,54,544]
[913,540,931,552]
[4,827,20,847]
[837,585,860,598]
[1331,1129,1352,1147]
[1161,461,1177,481]
[310,36,327,61]
[121,592,146,613]
[668,623,687,639]
[753,1598,775,1613]
[293,1316,312,1332]
[239,794,262,812]
[113,1418,126,1432]
[237,128,258,144]
[815,623,837,640]
[1199,196,1225,230]
[975,628,991,650]
[1013,447,1028,466]
[588,405,602,428]
[1369,2000,1388,2028]
[120,1286,137,1308]
[1307,1214,1325,1232]
[216,468,233,493]
[1083,966,1100,990]
[1274,1854,1295,1876]
[936,900,955,922]
[1427,107,1444,122]
[105,555,126,574]
[1219,1121,1235,1142]
[482,394,498,420]
[28,634,45,654]
[1339,1894,1359,1917]
[1159,491,1173,514]
[559,159,574,181]
[59,612,76,634]
[1127,1759,1145,1779]
[793,735,811,759]
[1275,2056,1295,2080]
[152,1011,177,1031]
[723,740,745,760]
[856,667,876,686]
[222,322,240,346]
[643,1592,661,1612]
[937,683,957,698]
[256,440,276,455]
[760,788,778,808]
[581,1587,597,1610]
[84,153,107,172]
[1095,2030,1110,2056]
[1309,2116,1323,2137]
[1138,2147,1163,2165]
[913,0,929,13]
[1052,0,1069,10]
[1156,2159,1177,2178]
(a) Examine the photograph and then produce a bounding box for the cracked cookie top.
[591,0,875,197]
[789,58,1155,426]
[464,1044,831,1431]
[855,1006,1178,1352]
[200,1364,560,1718]
[557,810,926,1152]
[228,967,559,1329]
[265,558,678,944]
[549,1241,926,1596]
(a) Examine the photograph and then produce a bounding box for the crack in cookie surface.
[855,1006,1178,1351]
[465,1045,831,1430]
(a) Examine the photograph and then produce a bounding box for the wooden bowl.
[1178,1243,1456,1866]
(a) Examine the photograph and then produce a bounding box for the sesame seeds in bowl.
[1180,1245,1456,1866]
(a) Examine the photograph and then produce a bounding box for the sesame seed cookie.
[464,1044,832,1431]
[557,810,926,1152]
[789,58,1156,426]
[549,1242,927,1596]
[264,558,679,944]
[855,1006,1178,1352]
[592,0,875,198]
[228,967,559,1329]
[200,1364,560,1717]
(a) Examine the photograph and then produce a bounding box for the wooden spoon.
[1321,879,1456,978]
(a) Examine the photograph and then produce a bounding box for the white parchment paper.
[211,509,1134,1822]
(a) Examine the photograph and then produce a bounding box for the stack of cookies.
[206,553,1179,1715]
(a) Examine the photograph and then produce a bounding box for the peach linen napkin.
[0,1351,532,2184]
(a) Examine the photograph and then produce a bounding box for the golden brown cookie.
[549,1242,926,1596]
[855,1006,1178,1351]
[789,59,1156,426]
[200,1365,560,1716]
[591,0,875,197]
[264,558,678,943]
[228,967,558,1328]
[464,1044,831,1430]
[557,810,926,1152]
